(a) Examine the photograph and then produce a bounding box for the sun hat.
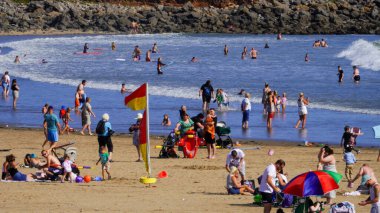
[102,113,110,121]
[135,113,143,119]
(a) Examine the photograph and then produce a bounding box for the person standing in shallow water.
[11,79,19,109]
[199,80,214,112]
[337,66,344,83]
[353,66,360,83]
[295,92,309,129]
[157,57,165,74]
[83,43,89,54]
[224,45,228,56]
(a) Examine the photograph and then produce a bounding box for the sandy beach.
[0,128,378,212]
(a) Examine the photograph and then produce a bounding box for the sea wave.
[337,39,380,71]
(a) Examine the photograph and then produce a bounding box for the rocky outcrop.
[0,0,380,34]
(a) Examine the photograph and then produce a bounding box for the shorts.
[268,112,275,119]
[1,82,8,89]
[354,75,360,81]
[75,98,80,107]
[260,192,273,204]
[102,162,110,171]
[242,110,249,122]
[13,172,27,181]
[82,115,91,126]
[251,57,257,59]
[98,136,113,153]
[228,187,240,194]
[204,132,215,144]
[47,130,59,142]
[202,95,211,103]
[12,90,19,98]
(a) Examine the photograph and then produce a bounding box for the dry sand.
[0,128,378,212]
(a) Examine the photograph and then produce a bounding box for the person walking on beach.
[295,92,309,129]
[96,146,111,180]
[199,80,214,112]
[225,149,246,182]
[353,66,360,83]
[224,44,228,56]
[337,66,344,83]
[80,97,96,135]
[83,43,89,54]
[350,164,378,194]
[11,79,19,109]
[344,146,357,188]
[129,113,143,162]
[157,57,165,74]
[204,109,216,159]
[318,145,336,204]
[262,83,271,114]
[259,159,286,213]
[358,177,380,212]
[42,106,62,151]
[1,71,10,98]
[96,113,114,161]
[241,93,251,129]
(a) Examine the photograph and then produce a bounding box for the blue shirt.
[44,113,59,131]
[99,152,109,164]
[99,121,112,137]
[344,152,356,165]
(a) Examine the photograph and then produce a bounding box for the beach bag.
[329,201,355,213]
[95,120,106,135]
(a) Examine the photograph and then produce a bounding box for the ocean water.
[0,34,380,147]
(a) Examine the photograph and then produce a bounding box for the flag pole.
[146,83,151,177]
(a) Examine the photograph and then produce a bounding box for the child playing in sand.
[344,146,356,188]
[62,107,73,134]
[96,146,111,180]
[61,154,74,183]
[281,93,287,113]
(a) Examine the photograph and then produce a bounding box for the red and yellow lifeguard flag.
[124,83,147,110]
[139,110,150,174]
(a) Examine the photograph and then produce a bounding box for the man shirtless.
[224,45,228,56]
[146,50,151,62]
[41,150,62,177]
[350,164,378,194]
[250,48,257,59]
[353,66,360,82]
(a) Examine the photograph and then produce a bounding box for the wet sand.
[0,128,377,212]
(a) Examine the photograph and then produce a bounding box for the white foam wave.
[337,39,380,71]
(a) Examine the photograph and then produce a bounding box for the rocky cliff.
[1,0,380,34]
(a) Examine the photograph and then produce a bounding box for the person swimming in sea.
[191,57,198,62]
[352,66,360,83]
[14,56,20,63]
[41,59,48,64]
[264,43,269,48]
[224,45,228,56]
[157,57,166,75]
[146,50,151,62]
[321,39,328,47]
[152,43,158,53]
[83,43,89,54]
[250,48,257,59]
[111,42,116,51]
[305,53,309,62]
[133,45,141,61]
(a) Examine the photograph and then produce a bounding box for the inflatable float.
[178,130,201,158]
[140,176,157,184]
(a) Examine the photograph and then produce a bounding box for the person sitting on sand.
[162,114,171,126]
[3,154,36,181]
[41,150,62,178]
[23,154,41,168]
[129,113,143,162]
[146,50,151,62]
[358,176,380,212]
[14,55,20,63]
[294,197,323,213]
[226,149,246,182]
[226,166,255,195]
[174,114,194,137]
[350,164,378,194]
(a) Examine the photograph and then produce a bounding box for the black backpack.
[96,120,106,135]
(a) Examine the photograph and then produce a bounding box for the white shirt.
[242,98,251,111]
[62,160,72,173]
[226,149,245,167]
[259,164,277,193]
